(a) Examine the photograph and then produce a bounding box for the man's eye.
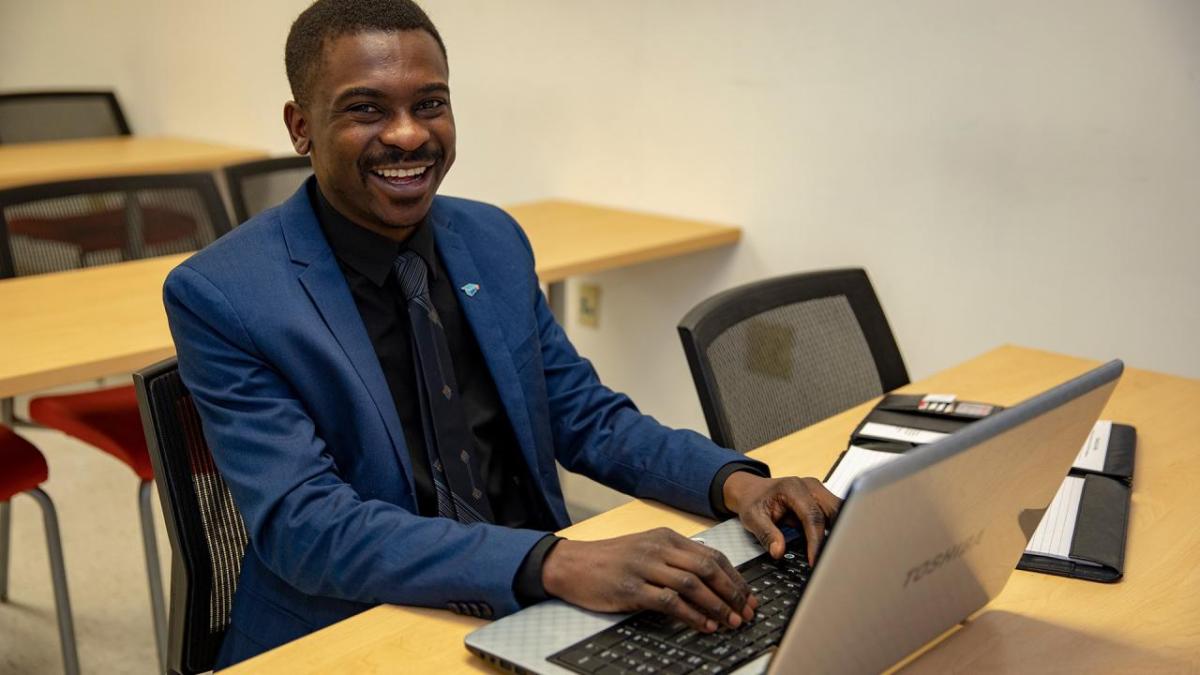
[416,99,446,112]
[347,103,380,114]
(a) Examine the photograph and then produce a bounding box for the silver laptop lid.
[768,360,1122,674]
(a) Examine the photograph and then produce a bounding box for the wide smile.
[366,163,435,199]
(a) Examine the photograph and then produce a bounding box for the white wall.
[3,0,1198,441]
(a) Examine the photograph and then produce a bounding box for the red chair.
[28,386,166,665]
[0,425,79,675]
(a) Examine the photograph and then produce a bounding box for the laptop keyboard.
[549,543,810,675]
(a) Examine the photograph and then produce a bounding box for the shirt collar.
[312,183,439,287]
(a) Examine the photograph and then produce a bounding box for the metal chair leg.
[0,500,10,602]
[139,480,168,668]
[1,397,14,427]
[26,488,80,675]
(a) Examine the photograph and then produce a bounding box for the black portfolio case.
[827,395,1135,583]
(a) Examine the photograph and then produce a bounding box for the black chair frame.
[0,171,232,278]
[677,268,909,450]
[223,155,312,224]
[135,358,246,675]
[0,90,132,143]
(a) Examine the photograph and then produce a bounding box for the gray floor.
[0,382,633,674]
[2,390,169,675]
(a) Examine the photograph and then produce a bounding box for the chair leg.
[1,397,13,426]
[0,500,10,602]
[26,488,80,675]
[138,480,168,668]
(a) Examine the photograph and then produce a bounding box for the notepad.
[1023,476,1101,566]
[1072,420,1113,473]
[823,445,902,499]
[855,422,949,445]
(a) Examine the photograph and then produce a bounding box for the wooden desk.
[505,200,740,317]
[506,200,740,285]
[0,254,185,398]
[0,202,739,399]
[0,136,267,189]
[224,345,1200,674]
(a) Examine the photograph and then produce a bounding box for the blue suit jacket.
[163,182,754,665]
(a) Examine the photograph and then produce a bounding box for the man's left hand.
[722,472,842,565]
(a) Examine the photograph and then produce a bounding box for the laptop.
[466,360,1123,674]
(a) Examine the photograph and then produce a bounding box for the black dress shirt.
[311,185,763,605]
[312,185,559,603]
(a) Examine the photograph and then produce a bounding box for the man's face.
[285,29,455,239]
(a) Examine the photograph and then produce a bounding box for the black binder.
[826,395,1135,583]
[1018,423,1136,582]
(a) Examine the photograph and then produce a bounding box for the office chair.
[223,155,312,224]
[0,90,131,144]
[0,172,230,274]
[0,426,80,675]
[677,268,909,453]
[0,172,232,665]
[134,358,248,675]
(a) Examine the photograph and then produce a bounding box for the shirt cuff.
[709,462,770,519]
[512,534,565,606]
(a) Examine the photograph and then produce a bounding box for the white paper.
[1025,476,1087,561]
[1072,420,1112,473]
[856,422,949,445]
[823,445,903,499]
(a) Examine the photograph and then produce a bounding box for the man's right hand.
[542,528,756,633]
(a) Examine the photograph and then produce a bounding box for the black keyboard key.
[618,655,645,670]
[740,562,775,584]
[557,649,608,673]
[672,628,702,647]
[707,642,735,659]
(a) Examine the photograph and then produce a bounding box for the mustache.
[360,147,441,171]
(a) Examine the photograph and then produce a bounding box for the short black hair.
[285,0,447,105]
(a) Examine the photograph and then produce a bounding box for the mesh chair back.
[0,91,131,143]
[0,173,231,278]
[224,155,312,224]
[134,358,248,675]
[678,268,909,453]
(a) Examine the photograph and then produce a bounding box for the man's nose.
[379,112,430,151]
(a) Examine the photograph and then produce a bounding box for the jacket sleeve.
[496,216,766,518]
[163,263,546,617]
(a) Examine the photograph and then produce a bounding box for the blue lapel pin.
[460,282,480,297]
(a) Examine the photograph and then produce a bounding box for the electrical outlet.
[578,283,601,328]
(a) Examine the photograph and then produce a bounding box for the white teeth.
[374,166,428,178]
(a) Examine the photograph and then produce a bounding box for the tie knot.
[392,250,429,303]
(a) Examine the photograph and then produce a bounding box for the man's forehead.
[306,28,447,101]
[321,29,445,73]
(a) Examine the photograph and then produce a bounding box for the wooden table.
[0,202,739,399]
[224,345,1200,674]
[506,200,741,317]
[0,254,185,398]
[0,136,267,189]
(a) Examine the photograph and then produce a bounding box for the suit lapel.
[278,183,417,497]
[430,208,548,486]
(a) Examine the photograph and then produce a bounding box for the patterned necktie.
[392,250,494,524]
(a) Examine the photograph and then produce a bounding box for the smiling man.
[163,0,840,667]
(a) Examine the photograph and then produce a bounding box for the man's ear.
[283,101,311,155]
